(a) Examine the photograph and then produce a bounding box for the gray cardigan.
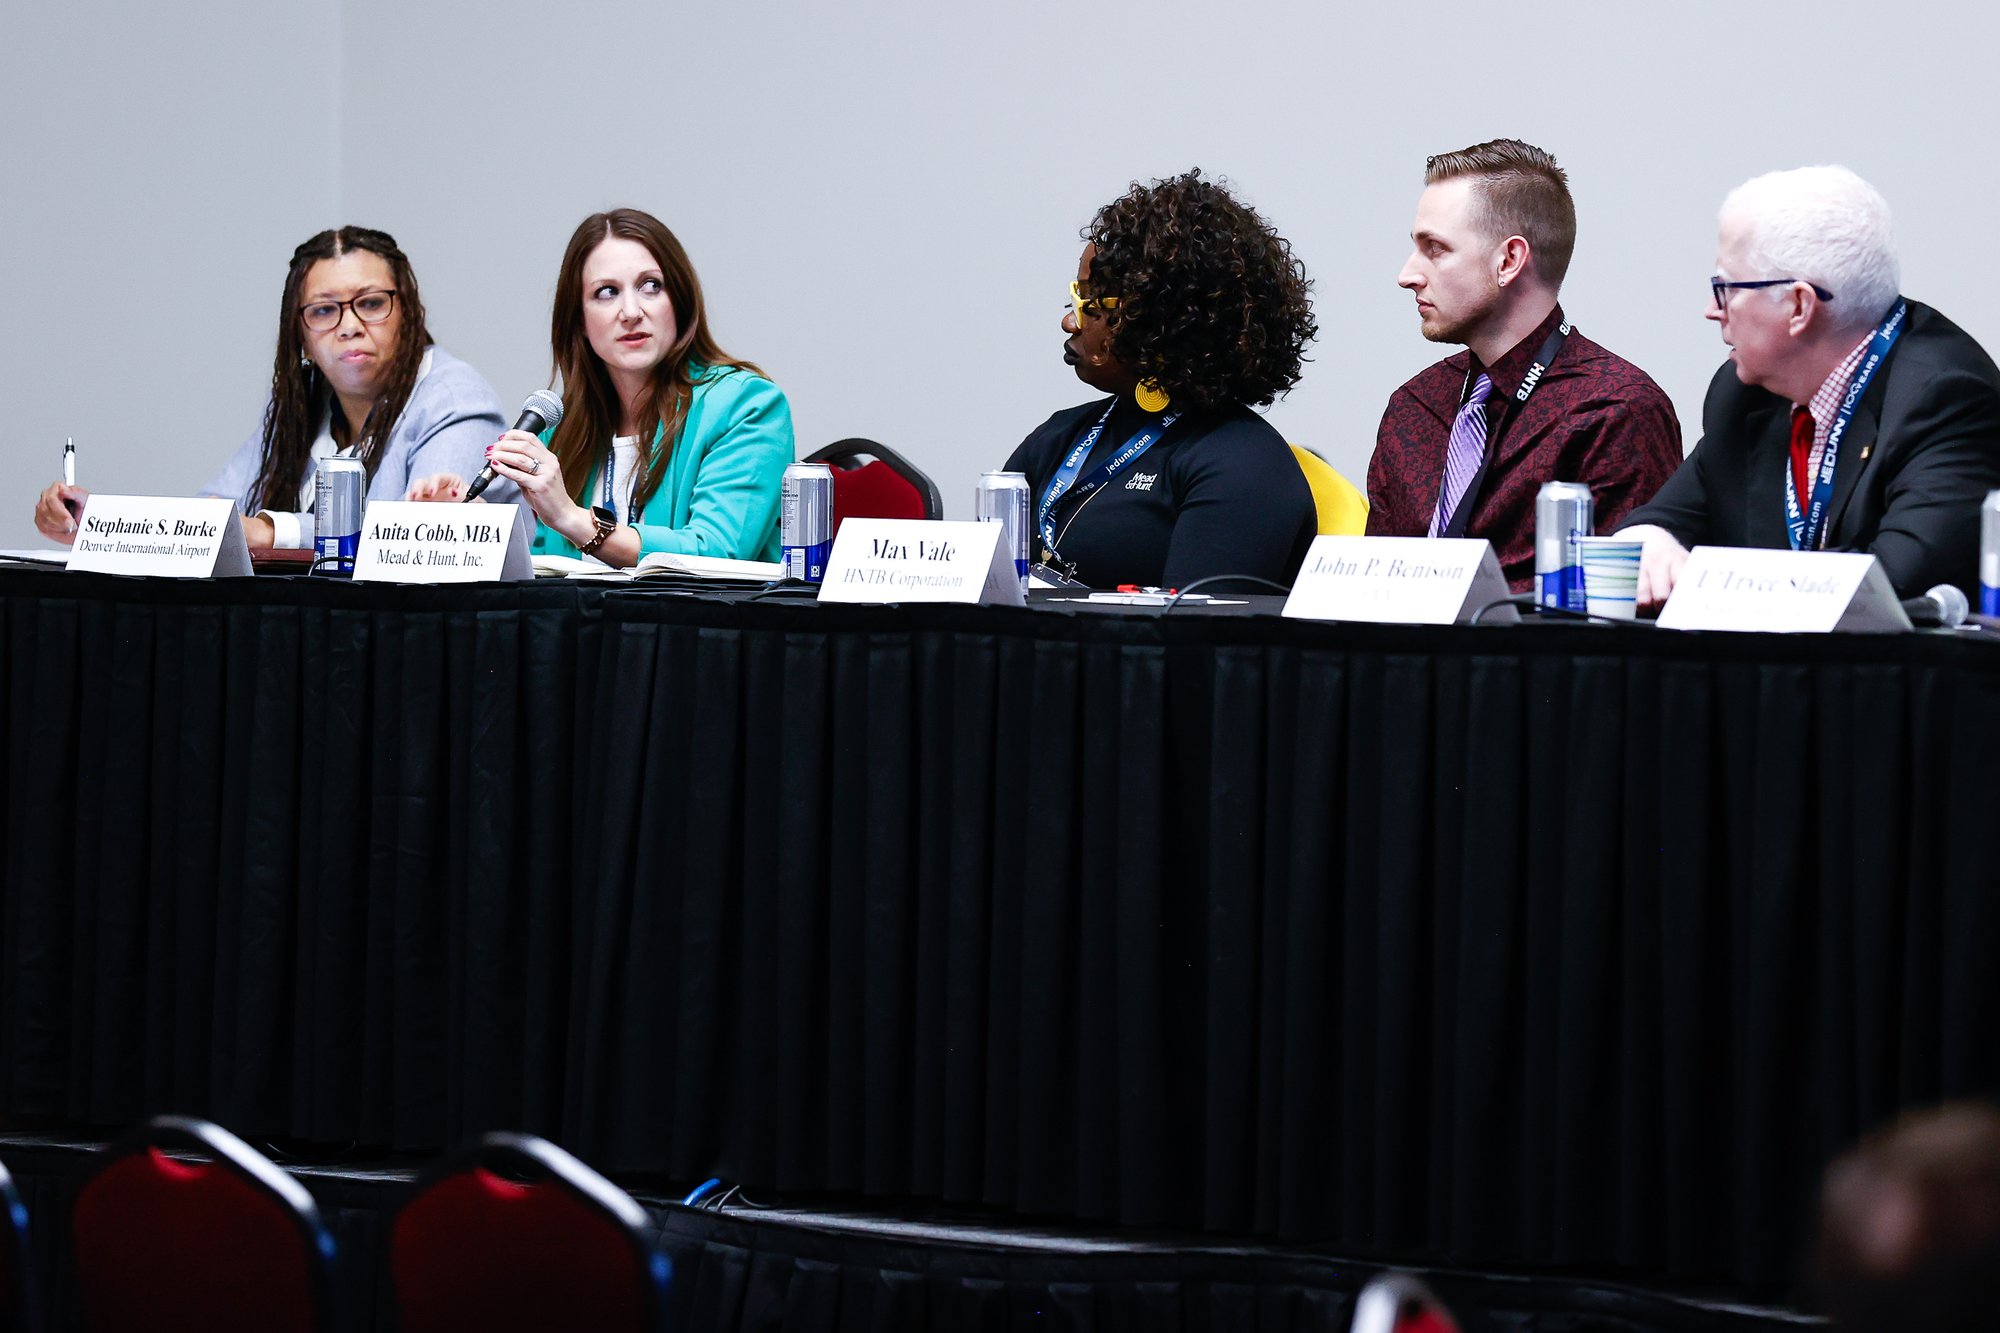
[201,346,514,544]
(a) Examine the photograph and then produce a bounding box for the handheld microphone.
[464,389,564,502]
[1901,583,1969,628]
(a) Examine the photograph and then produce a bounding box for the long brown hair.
[251,227,433,510]
[547,208,760,513]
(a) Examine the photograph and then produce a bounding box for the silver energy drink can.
[1982,489,2000,617]
[781,461,834,583]
[975,470,1031,595]
[314,456,365,575]
[1535,481,1593,612]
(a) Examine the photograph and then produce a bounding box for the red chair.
[804,438,943,539]
[0,1157,39,1333]
[69,1116,333,1333]
[1350,1272,1459,1333]
[390,1131,667,1333]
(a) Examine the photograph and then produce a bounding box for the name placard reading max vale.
[819,518,1023,605]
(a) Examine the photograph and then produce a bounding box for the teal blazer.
[532,365,794,561]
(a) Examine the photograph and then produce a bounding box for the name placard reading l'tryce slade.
[1282,536,1516,624]
[818,518,1025,606]
[352,501,531,583]
[67,495,251,578]
[1656,547,1908,632]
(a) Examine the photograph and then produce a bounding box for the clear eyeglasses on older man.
[1711,277,1834,310]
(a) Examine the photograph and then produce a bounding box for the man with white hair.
[1620,166,2000,605]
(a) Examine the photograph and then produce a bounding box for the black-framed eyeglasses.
[1711,278,1834,310]
[299,289,398,332]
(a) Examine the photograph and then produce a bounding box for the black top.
[1004,397,1317,591]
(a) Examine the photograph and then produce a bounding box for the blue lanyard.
[601,444,645,525]
[1785,300,1907,551]
[1035,401,1180,558]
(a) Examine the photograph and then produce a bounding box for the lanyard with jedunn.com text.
[1036,400,1180,559]
[1784,300,1907,552]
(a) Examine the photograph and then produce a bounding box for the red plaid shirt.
[1799,333,1876,472]
[1366,305,1685,589]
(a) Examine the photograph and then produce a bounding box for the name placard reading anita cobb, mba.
[1282,536,1516,624]
[352,501,532,583]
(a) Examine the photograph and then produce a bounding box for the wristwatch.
[579,505,617,558]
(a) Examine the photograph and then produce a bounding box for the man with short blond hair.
[1620,165,2000,605]
[1368,138,1682,589]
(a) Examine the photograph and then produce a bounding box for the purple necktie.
[1429,372,1493,538]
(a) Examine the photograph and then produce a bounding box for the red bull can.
[975,470,1030,596]
[314,456,364,575]
[1982,489,2000,617]
[1535,481,1592,612]
[782,461,834,583]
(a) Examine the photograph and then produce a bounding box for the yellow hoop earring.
[1134,380,1170,413]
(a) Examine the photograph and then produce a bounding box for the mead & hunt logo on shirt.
[1124,471,1158,491]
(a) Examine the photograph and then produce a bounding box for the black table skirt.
[5,569,1998,1291]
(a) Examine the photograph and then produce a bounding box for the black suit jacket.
[1622,299,2000,597]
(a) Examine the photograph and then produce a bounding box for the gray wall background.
[7,0,1997,550]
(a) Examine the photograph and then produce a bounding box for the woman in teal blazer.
[461,207,793,564]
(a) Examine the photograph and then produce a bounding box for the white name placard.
[352,501,531,583]
[67,496,251,578]
[1657,547,1908,633]
[818,518,1024,605]
[1282,536,1517,624]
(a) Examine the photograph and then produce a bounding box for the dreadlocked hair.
[251,226,433,511]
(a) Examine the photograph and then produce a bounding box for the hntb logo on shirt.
[1124,471,1159,491]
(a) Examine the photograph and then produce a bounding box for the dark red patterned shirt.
[1365,305,1685,589]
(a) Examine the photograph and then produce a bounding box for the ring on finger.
[528,457,541,475]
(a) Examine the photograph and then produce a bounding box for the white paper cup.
[1574,536,1643,620]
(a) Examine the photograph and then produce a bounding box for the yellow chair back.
[1290,445,1369,536]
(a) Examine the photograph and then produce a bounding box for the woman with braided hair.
[1004,170,1319,591]
[34,226,508,549]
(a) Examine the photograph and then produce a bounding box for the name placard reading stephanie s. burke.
[1282,536,1516,624]
[67,495,251,578]
[1656,547,1908,633]
[352,501,531,583]
[818,518,1024,606]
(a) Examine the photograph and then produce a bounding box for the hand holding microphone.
[465,390,564,502]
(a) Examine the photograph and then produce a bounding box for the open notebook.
[532,552,783,582]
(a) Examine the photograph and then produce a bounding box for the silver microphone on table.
[1901,584,1970,628]
[464,389,564,502]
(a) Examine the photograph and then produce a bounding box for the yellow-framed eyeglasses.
[1069,279,1120,324]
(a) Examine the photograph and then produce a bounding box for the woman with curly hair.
[1004,171,1318,591]
[34,226,509,550]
